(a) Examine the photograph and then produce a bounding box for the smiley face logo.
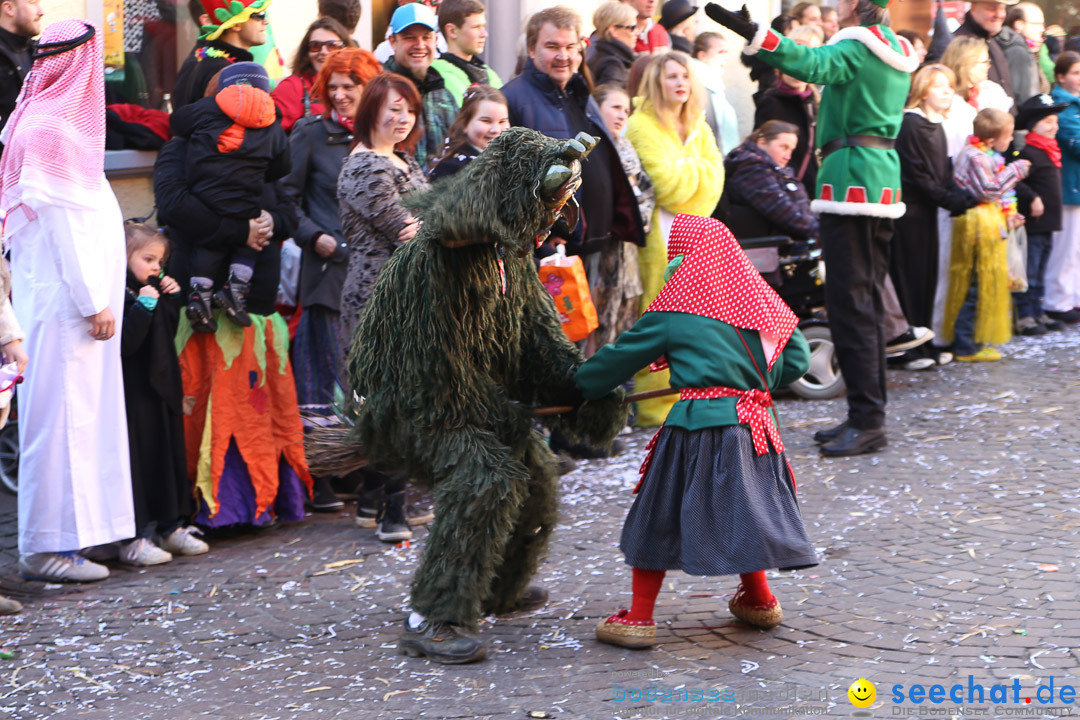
[848,679,876,708]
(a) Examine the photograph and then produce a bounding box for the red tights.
[623,568,774,622]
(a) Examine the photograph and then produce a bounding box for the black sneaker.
[550,431,627,460]
[1017,316,1048,336]
[375,491,412,542]
[885,326,934,354]
[398,618,487,664]
[186,286,218,333]
[309,475,343,512]
[1038,314,1065,331]
[212,275,253,327]
[1045,308,1080,324]
[354,479,384,528]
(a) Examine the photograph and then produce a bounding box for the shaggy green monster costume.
[345,128,627,663]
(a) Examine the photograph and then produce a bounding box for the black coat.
[1015,141,1063,234]
[172,39,254,110]
[170,95,291,221]
[278,114,352,311]
[0,25,32,137]
[154,137,298,316]
[891,111,977,327]
[754,86,819,193]
[954,13,1016,107]
[122,272,192,533]
[503,59,644,254]
[428,143,479,181]
[586,38,635,88]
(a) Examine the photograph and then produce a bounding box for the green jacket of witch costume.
[576,313,810,431]
[744,23,919,219]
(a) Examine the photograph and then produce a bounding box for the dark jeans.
[819,213,893,431]
[1014,232,1053,319]
[191,243,258,282]
[953,270,980,356]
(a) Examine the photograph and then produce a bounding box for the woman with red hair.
[280,48,382,438]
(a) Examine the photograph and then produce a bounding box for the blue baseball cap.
[389,3,438,34]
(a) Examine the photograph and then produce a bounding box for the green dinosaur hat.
[199,0,272,41]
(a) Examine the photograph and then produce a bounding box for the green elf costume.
[173,0,272,109]
[706,0,918,457]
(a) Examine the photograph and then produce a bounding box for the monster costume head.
[409,127,597,255]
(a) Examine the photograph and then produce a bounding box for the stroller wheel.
[790,325,846,400]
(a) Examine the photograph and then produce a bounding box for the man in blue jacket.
[502,5,644,458]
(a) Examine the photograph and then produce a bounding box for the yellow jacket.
[626,103,724,426]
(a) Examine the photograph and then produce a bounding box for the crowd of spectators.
[0,0,1078,615]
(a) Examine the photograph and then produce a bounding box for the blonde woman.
[587,1,640,87]
[626,51,724,426]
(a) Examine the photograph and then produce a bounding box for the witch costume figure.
[0,21,136,583]
[326,127,627,664]
[575,214,817,649]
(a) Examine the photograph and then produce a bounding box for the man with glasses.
[173,0,271,109]
[954,0,1019,109]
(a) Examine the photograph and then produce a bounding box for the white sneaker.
[160,526,209,556]
[119,538,173,566]
[19,551,110,582]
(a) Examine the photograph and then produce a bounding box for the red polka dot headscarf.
[645,214,799,370]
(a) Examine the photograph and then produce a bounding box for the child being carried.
[169,62,290,332]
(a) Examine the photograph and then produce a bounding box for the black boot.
[308,475,343,512]
[375,490,412,542]
[508,586,550,613]
[398,618,487,664]
[186,285,218,333]
[820,426,887,457]
[212,274,253,327]
[812,421,848,445]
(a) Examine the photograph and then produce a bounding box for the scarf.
[331,109,354,133]
[0,20,105,248]
[1025,131,1061,168]
[774,77,813,100]
[645,214,799,370]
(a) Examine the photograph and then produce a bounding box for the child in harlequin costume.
[706,0,918,458]
[944,108,1030,362]
[576,214,817,649]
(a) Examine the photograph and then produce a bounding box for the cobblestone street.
[0,328,1079,720]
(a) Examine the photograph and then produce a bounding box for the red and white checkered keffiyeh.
[0,20,105,248]
[645,214,799,371]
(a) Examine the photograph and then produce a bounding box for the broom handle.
[532,387,679,417]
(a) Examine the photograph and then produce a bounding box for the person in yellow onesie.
[626,51,724,426]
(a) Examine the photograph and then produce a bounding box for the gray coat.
[279,114,352,311]
[995,26,1043,106]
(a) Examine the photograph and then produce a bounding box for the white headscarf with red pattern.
[646,214,799,370]
[0,20,105,248]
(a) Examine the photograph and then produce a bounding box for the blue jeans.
[953,271,980,356]
[1014,232,1053,319]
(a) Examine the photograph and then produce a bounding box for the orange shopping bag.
[538,245,599,342]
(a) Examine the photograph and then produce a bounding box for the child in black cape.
[122,224,208,562]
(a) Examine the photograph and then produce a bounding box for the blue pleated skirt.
[620,425,818,576]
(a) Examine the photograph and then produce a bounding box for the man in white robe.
[0,20,134,582]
